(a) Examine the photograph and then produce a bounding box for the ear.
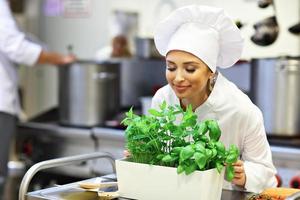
[209,72,215,79]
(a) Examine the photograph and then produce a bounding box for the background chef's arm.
[242,107,277,193]
[0,1,74,66]
[36,50,75,65]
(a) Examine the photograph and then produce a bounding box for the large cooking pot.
[59,60,120,127]
[251,57,300,136]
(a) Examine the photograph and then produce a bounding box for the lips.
[173,84,190,93]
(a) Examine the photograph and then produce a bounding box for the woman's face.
[166,50,213,102]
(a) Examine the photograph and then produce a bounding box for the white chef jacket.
[0,0,42,115]
[151,72,277,193]
[94,46,112,61]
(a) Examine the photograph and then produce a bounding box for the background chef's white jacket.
[0,0,42,115]
[151,72,277,193]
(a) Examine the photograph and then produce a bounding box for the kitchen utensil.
[135,37,162,58]
[258,0,273,8]
[251,16,279,46]
[289,22,300,35]
[251,57,300,136]
[59,59,120,127]
[98,191,119,199]
[79,181,118,190]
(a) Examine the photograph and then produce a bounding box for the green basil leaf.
[177,165,184,174]
[226,153,238,164]
[205,149,213,159]
[226,164,235,181]
[194,152,206,169]
[206,120,221,141]
[171,147,182,154]
[156,154,164,160]
[211,148,217,158]
[198,122,208,135]
[160,101,167,110]
[194,142,205,153]
[216,162,224,173]
[184,163,197,175]
[162,155,173,163]
[215,141,225,153]
[180,146,194,162]
[148,109,163,117]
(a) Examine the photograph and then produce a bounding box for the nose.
[174,70,185,83]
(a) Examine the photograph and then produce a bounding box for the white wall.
[37,0,300,59]
[108,0,300,59]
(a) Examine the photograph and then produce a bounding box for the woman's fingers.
[123,150,130,157]
[231,160,246,187]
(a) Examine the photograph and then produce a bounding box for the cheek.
[165,71,173,83]
[191,73,210,89]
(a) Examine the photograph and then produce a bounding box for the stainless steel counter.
[26,177,252,200]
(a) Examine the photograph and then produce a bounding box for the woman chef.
[152,5,277,193]
[0,0,75,184]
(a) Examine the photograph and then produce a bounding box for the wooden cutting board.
[261,187,300,199]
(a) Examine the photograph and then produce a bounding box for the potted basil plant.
[116,102,239,200]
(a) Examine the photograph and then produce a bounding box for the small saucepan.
[251,16,279,46]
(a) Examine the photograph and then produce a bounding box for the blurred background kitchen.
[2,0,300,199]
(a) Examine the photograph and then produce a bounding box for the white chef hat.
[154,5,244,72]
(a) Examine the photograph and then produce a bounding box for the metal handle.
[93,72,116,81]
[19,152,115,200]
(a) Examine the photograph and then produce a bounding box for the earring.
[208,73,217,92]
[208,78,214,92]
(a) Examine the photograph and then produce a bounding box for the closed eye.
[166,65,176,72]
[186,69,196,73]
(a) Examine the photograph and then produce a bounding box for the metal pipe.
[18,152,115,200]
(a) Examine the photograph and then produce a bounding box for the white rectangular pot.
[116,159,224,200]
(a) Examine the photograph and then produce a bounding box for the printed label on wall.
[63,0,91,18]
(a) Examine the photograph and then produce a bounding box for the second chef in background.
[0,0,75,184]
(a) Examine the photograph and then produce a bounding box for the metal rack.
[19,152,115,200]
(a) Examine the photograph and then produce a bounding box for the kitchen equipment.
[251,57,300,136]
[19,152,115,200]
[290,173,300,189]
[258,0,273,8]
[79,180,117,190]
[135,37,162,59]
[271,145,300,188]
[59,60,120,127]
[251,16,279,46]
[120,59,166,107]
[289,22,300,35]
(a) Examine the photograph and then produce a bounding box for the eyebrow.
[166,60,200,65]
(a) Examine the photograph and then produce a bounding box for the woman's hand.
[231,160,246,188]
[123,150,130,158]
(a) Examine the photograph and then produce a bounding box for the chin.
[174,91,189,99]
